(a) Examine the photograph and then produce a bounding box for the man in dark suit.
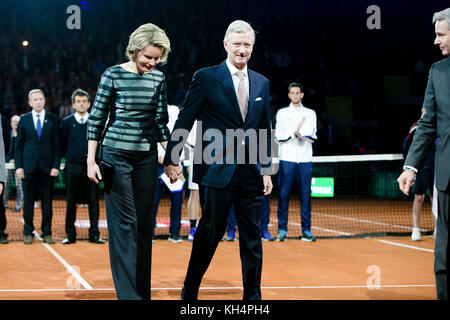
[164,20,273,300]
[398,8,450,300]
[60,89,104,244]
[15,89,60,245]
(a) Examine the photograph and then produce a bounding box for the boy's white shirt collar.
[74,112,89,123]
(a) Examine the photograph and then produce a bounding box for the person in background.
[225,196,274,241]
[403,108,436,241]
[3,115,22,213]
[185,120,201,242]
[60,89,104,244]
[152,104,184,243]
[275,82,317,242]
[15,89,60,245]
[0,116,8,244]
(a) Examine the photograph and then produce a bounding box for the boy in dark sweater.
[60,89,104,244]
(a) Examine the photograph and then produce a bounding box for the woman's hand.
[87,160,102,184]
[87,140,102,184]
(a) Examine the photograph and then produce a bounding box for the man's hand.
[263,175,273,196]
[397,170,416,196]
[165,164,183,183]
[50,168,59,177]
[0,183,3,195]
[16,168,25,180]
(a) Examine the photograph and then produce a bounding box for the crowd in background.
[0,0,446,155]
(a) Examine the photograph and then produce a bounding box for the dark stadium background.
[1,0,448,155]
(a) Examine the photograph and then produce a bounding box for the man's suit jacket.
[15,112,60,174]
[164,61,272,188]
[405,57,450,191]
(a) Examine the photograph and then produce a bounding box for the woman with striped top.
[87,23,177,300]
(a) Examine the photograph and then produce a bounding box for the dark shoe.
[276,230,287,242]
[62,238,76,244]
[24,235,34,245]
[224,229,236,241]
[43,235,56,244]
[0,234,8,244]
[301,230,316,242]
[89,237,105,244]
[261,230,275,241]
[168,233,183,243]
[181,286,197,301]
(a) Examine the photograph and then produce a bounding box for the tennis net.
[2,154,435,241]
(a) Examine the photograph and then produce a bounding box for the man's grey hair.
[223,20,256,44]
[28,89,45,100]
[433,8,450,29]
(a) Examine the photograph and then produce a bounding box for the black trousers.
[435,182,450,300]
[23,170,54,237]
[64,161,100,240]
[102,145,158,300]
[184,164,264,300]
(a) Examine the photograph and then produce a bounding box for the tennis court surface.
[0,234,435,300]
[0,154,437,300]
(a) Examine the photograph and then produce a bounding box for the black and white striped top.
[87,65,170,151]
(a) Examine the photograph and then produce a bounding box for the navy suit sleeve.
[51,116,61,170]
[163,70,206,165]
[60,118,68,158]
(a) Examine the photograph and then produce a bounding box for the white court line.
[41,243,94,290]
[286,220,353,236]
[0,284,435,293]
[270,217,353,236]
[271,209,418,237]
[16,220,94,290]
[30,231,93,290]
[378,240,434,253]
[312,212,419,232]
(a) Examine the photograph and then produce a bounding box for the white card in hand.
[160,172,185,193]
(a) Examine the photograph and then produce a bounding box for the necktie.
[80,118,85,124]
[236,71,248,121]
[36,114,42,139]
